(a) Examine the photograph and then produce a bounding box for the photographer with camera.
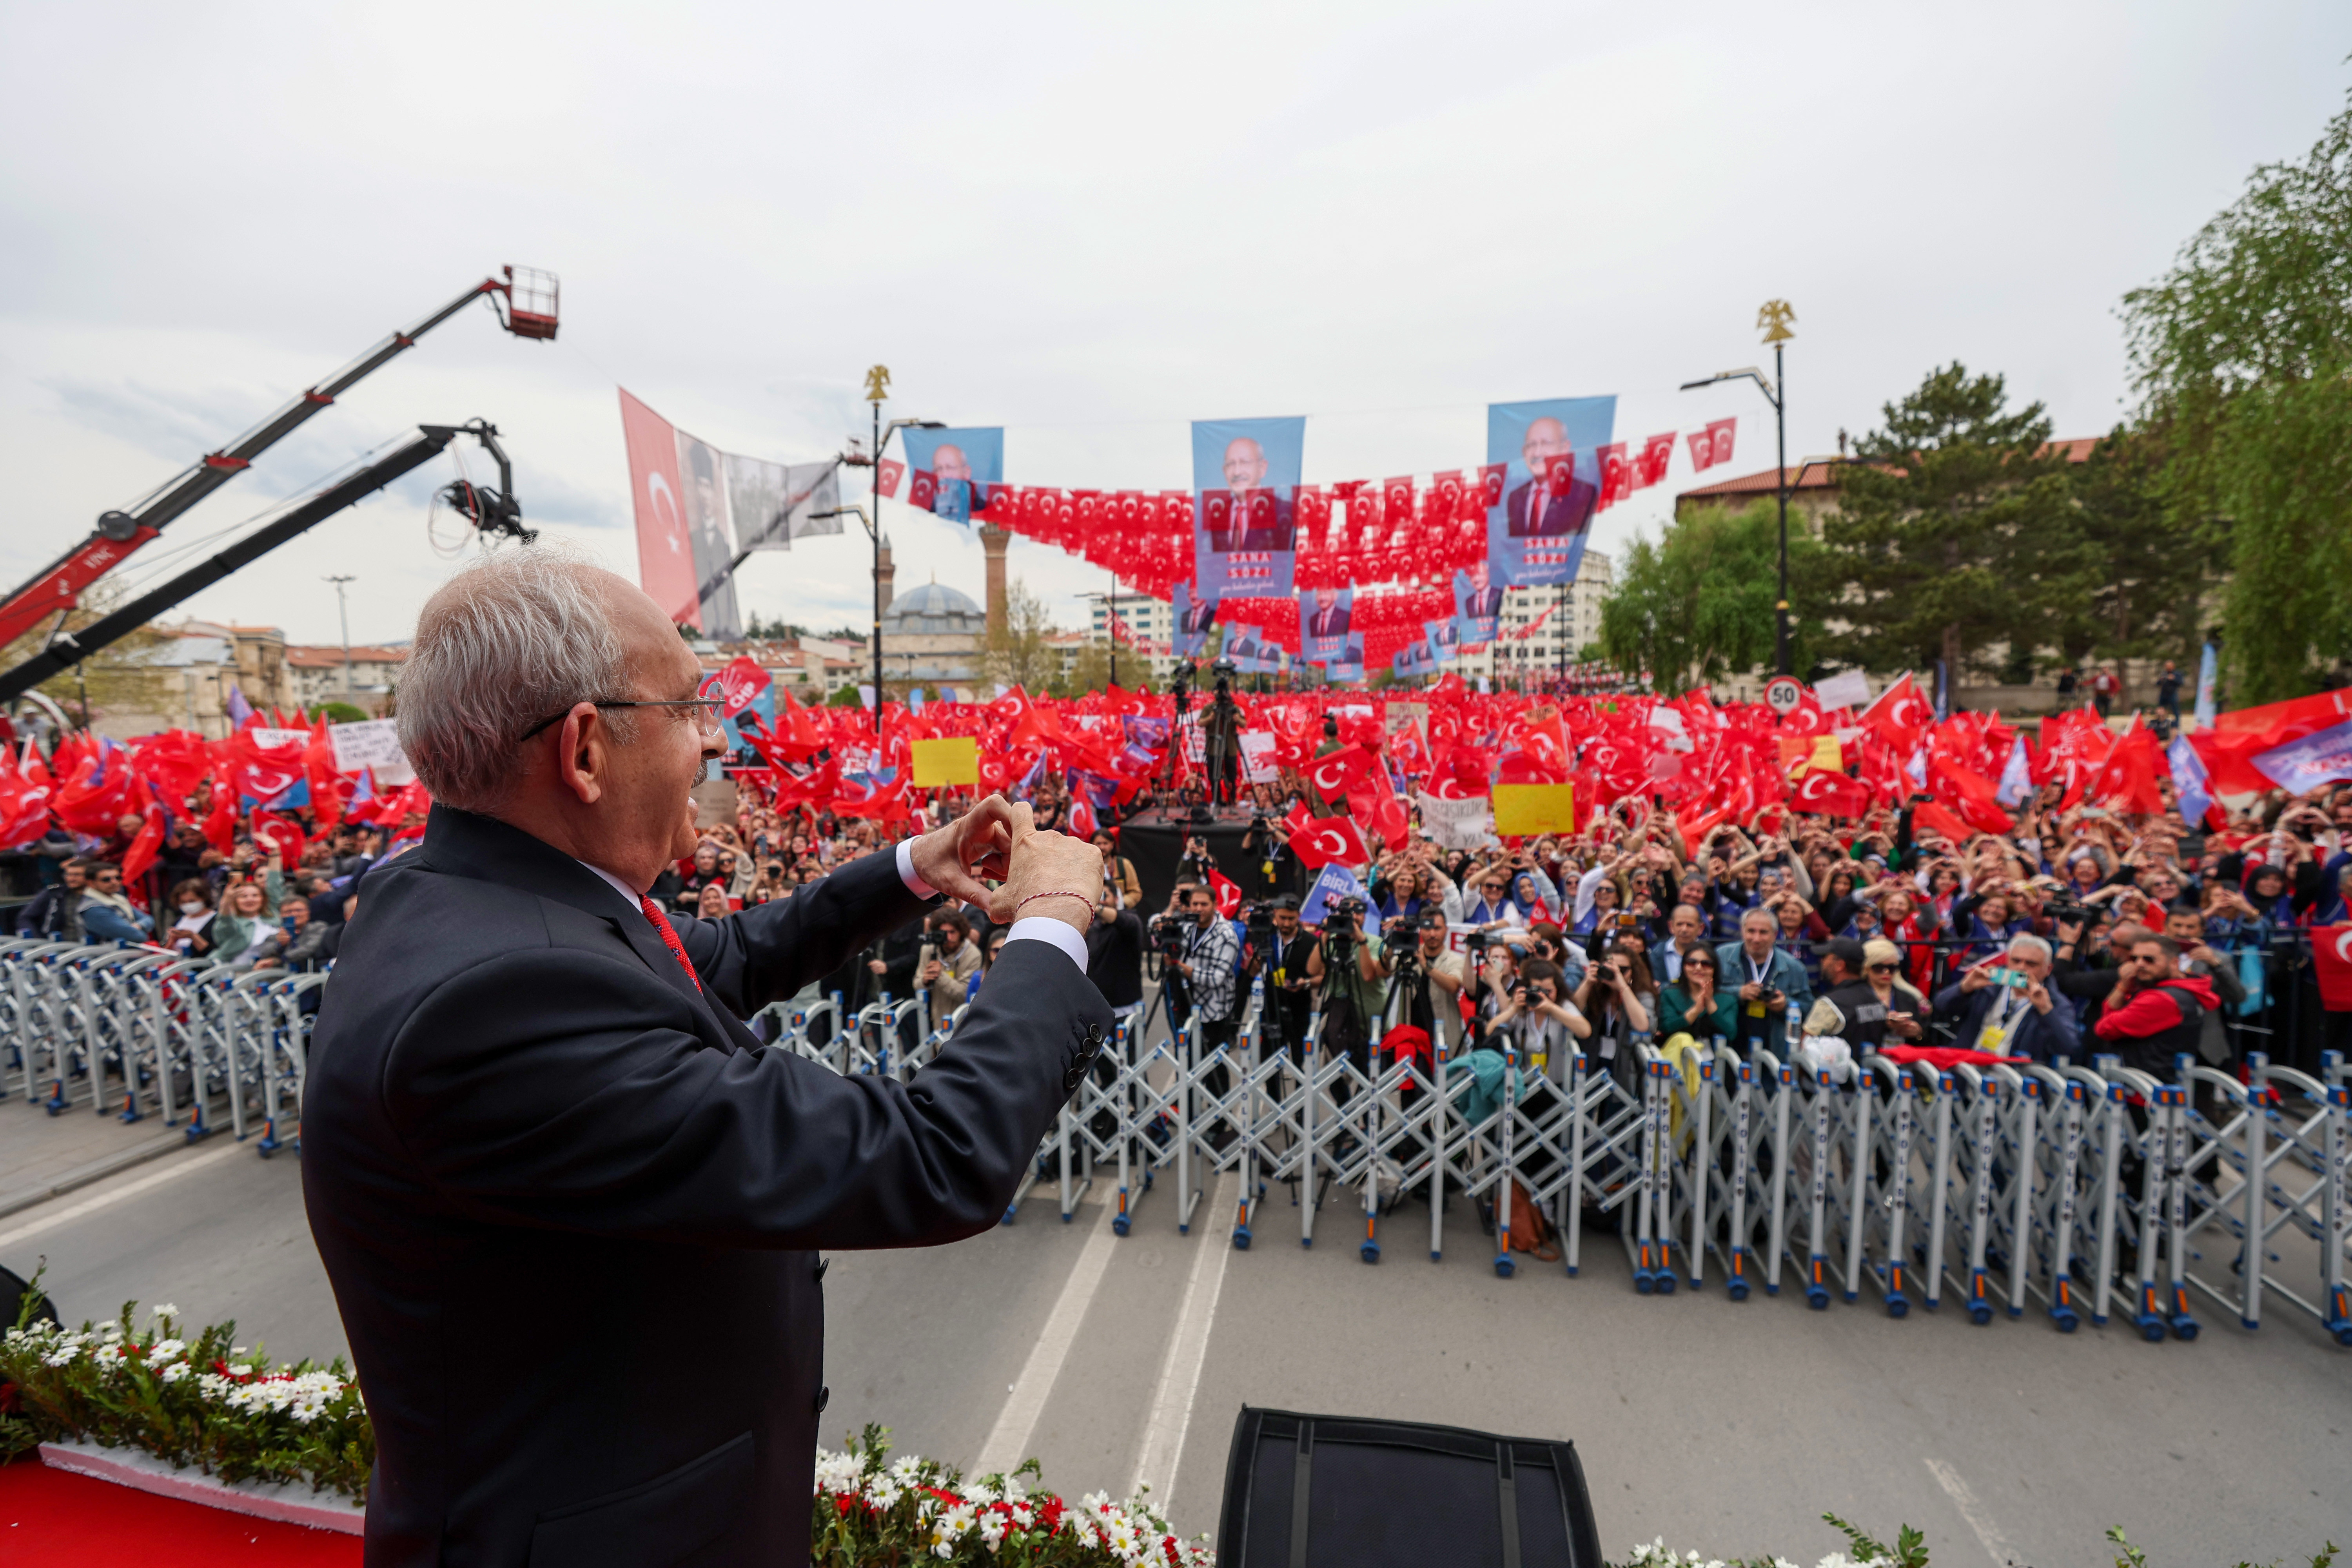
[1713,906,1811,1049]
[1377,910,1466,1051]
[1487,958,1590,1081]
[1305,895,1386,1065]
[1255,894,1317,1058]
[1085,890,1147,1027]
[1929,933,2076,1062]
[1172,884,1241,1053]
[1149,878,1203,1028]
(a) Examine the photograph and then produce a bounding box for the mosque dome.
[880,580,985,635]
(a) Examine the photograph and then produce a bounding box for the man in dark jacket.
[2089,934,2220,1077]
[304,551,1108,1568]
[1930,933,2080,1063]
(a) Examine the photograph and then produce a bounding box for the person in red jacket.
[2091,934,2220,1077]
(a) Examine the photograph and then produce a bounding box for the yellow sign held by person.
[1491,782,1576,837]
[909,737,979,788]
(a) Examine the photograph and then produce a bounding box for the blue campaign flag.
[2169,732,2218,825]
[2251,717,2352,795]
[1300,863,1368,927]
[2193,642,2218,730]
[1192,416,1303,601]
[899,428,1004,528]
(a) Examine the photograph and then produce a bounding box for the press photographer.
[1376,910,1465,1050]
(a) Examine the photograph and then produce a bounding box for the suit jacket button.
[815,1385,830,1414]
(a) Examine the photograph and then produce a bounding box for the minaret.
[980,524,1011,642]
[875,534,896,612]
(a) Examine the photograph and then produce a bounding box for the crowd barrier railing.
[0,937,325,1157]
[755,982,2351,1349]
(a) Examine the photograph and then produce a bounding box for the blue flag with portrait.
[1486,397,1614,588]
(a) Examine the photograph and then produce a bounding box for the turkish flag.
[907,470,937,512]
[120,799,166,893]
[1636,433,1676,489]
[1687,428,1715,470]
[873,458,905,499]
[1207,869,1245,919]
[1703,417,1736,469]
[2311,925,2352,1013]
[1476,464,1508,512]
[1911,799,1976,846]
[1793,768,1872,818]
[1384,477,1415,522]
[1863,673,1933,751]
[250,809,306,871]
[1304,744,1377,801]
[1290,813,1368,870]
[1596,443,1630,508]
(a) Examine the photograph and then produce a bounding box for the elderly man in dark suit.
[304,548,1108,1567]
[1930,932,2080,1063]
[1504,416,1599,539]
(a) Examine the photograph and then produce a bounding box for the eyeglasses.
[517,697,727,743]
[1866,962,1897,973]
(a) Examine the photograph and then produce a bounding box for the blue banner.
[1171,581,1216,659]
[1486,396,1615,588]
[1192,416,1303,600]
[900,427,1004,525]
[1299,585,1354,664]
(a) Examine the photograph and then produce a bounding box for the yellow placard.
[909,737,980,788]
[1810,735,1843,773]
[1784,734,1844,778]
[1491,782,1577,837]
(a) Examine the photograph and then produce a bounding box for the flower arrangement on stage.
[815,1424,1214,1568]
[0,1292,373,1500]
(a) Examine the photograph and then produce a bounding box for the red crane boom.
[0,265,557,651]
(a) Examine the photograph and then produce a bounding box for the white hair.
[397,546,638,812]
[2007,933,2053,964]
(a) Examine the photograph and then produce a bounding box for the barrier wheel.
[2050,1308,2078,1333]
[2135,1314,2166,1343]
[1726,1279,1750,1303]
[1805,1284,1830,1311]
[1112,1214,1131,1238]
[1360,1241,1380,1265]
[1430,1250,1442,1263]
[1969,1303,1995,1327]
[2328,1321,2352,1348]
[1632,1269,1655,1295]
[1886,1295,1909,1319]
[1654,1272,1676,1296]
[1494,1254,1515,1279]
[2171,1316,2200,1342]
[1142,1172,1154,1191]
[1232,1226,1251,1251]
[1000,1206,1018,1227]
[1300,1237,1312,1249]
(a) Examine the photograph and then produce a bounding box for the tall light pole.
[1681,300,1797,676]
[840,367,943,735]
[324,574,356,701]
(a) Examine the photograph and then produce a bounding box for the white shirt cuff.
[1005,915,1089,973]
[895,840,936,900]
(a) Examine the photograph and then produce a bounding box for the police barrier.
[751,981,2351,1348]
[0,937,326,1157]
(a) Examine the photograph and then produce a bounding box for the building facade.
[1459,547,1613,688]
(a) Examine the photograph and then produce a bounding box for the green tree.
[1597,499,1823,691]
[1813,363,2074,680]
[984,579,1062,693]
[0,580,173,727]
[1053,641,1113,699]
[2121,91,2352,701]
[2042,424,2223,670]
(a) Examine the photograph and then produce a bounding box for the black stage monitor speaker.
[1217,1408,1602,1568]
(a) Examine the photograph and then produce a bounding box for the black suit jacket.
[303,806,1109,1567]
[1506,476,1598,539]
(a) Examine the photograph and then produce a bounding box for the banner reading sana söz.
[1486,396,1614,589]
[1192,416,1303,602]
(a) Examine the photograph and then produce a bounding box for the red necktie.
[638,897,702,992]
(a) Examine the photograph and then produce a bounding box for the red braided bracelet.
[1014,891,1097,918]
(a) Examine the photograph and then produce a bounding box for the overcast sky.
[3,2,2344,653]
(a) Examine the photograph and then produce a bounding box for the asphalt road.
[6,1128,2347,1566]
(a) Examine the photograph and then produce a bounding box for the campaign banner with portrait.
[1192,416,1303,601]
[1452,559,1503,647]
[726,456,841,552]
[1423,617,1461,666]
[1171,581,1216,659]
[900,427,1004,525]
[618,390,704,629]
[1486,396,1615,588]
[1391,638,1437,681]
[675,427,744,642]
[1298,585,1354,664]
[1223,625,1283,675]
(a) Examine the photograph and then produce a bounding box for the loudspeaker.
[1216,1408,1602,1568]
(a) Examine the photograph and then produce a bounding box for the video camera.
[1321,896,1367,968]
[1148,909,1194,963]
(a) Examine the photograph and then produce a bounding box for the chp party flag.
[1300,862,1370,927]
[2251,717,2352,795]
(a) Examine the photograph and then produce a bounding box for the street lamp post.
[1680,300,1797,677]
[324,575,356,700]
[840,367,943,736]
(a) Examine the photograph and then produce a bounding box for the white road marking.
[1129,1172,1238,1504]
[971,1192,1122,1478]
[1925,1456,2016,1567]
[0,1143,243,1256]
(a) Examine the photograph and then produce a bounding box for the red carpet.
[1,1455,361,1566]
